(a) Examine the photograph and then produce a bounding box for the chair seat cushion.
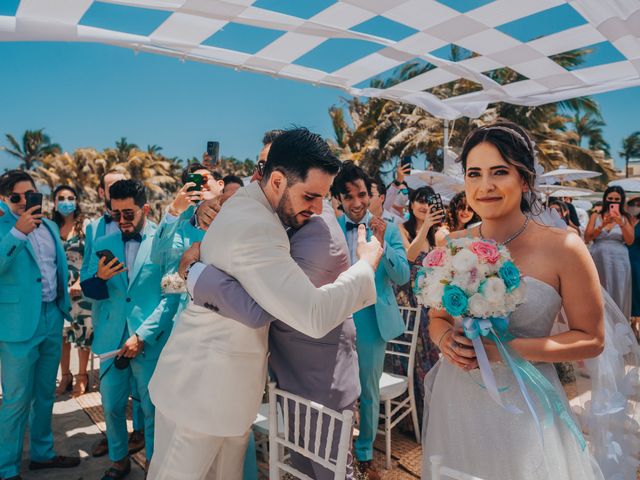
[379,372,408,401]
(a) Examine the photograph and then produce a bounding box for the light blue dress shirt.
[10,214,58,302]
[124,237,142,283]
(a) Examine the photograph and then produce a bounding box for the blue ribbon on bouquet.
[462,316,586,451]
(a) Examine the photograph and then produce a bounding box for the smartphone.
[206,141,220,165]
[426,193,445,222]
[25,191,43,214]
[96,249,117,265]
[186,173,205,192]
[401,156,412,170]
[609,202,620,217]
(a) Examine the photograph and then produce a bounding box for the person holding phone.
[585,186,635,317]
[0,170,81,479]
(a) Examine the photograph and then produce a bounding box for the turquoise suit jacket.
[337,215,410,341]
[150,207,203,271]
[0,216,71,342]
[82,221,177,359]
[81,215,109,282]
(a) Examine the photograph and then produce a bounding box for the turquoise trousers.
[0,301,63,478]
[353,306,386,462]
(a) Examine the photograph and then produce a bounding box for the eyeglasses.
[111,209,141,222]
[8,191,35,203]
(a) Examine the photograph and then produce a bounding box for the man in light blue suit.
[80,168,147,458]
[0,171,80,480]
[332,162,410,480]
[81,180,178,480]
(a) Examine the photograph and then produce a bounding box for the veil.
[536,207,640,479]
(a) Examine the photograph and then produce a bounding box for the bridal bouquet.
[415,237,586,449]
[161,272,187,294]
[415,237,526,318]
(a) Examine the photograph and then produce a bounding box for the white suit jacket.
[149,182,377,436]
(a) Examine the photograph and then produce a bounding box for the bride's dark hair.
[458,121,539,214]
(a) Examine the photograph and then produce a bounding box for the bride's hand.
[441,329,478,371]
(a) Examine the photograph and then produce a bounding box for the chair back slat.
[268,382,353,479]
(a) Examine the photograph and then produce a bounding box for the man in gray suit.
[181,201,359,479]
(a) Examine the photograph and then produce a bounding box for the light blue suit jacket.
[0,215,71,342]
[150,208,204,272]
[337,215,410,341]
[82,221,178,358]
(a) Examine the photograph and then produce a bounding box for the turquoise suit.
[81,214,145,433]
[0,216,71,478]
[150,207,203,315]
[150,208,259,480]
[337,214,410,462]
[81,220,179,462]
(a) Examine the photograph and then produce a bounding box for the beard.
[275,189,311,229]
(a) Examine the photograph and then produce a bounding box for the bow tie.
[122,232,142,243]
[346,222,366,231]
[104,214,113,224]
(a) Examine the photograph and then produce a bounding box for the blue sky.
[1,1,639,172]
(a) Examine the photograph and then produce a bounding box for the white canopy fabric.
[1,1,639,120]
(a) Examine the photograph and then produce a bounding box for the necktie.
[122,232,142,243]
[346,222,365,231]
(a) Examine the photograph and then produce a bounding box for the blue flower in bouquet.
[498,261,520,292]
[442,284,468,317]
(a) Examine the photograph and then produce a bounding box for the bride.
[422,122,606,479]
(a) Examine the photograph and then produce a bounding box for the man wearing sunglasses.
[80,168,147,459]
[81,180,179,480]
[0,170,81,480]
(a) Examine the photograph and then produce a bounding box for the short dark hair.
[331,161,371,198]
[0,170,36,196]
[369,175,387,197]
[109,179,147,208]
[223,174,244,187]
[262,128,341,185]
[181,162,222,184]
[99,167,127,190]
[262,129,285,146]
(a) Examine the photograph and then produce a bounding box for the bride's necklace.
[479,215,530,245]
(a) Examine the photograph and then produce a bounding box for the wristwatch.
[393,180,402,187]
[183,260,198,281]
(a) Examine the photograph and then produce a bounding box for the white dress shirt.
[10,215,58,302]
[344,211,371,266]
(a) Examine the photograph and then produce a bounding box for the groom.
[148,128,382,479]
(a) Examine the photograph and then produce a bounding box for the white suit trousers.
[148,409,250,480]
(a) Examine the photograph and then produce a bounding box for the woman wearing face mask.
[584,186,634,318]
[51,185,93,397]
[434,191,480,246]
[392,186,445,426]
[423,122,607,479]
[626,196,640,338]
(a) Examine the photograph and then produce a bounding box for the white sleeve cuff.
[10,227,27,240]
[186,262,207,296]
[164,211,179,224]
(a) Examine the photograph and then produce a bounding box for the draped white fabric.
[0,0,639,119]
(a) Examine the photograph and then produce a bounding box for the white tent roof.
[1,0,639,120]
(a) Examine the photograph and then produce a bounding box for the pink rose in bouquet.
[423,248,447,268]
[470,241,500,264]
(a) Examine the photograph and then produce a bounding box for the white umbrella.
[608,178,640,192]
[538,185,594,197]
[405,169,464,190]
[572,199,593,210]
[540,167,601,184]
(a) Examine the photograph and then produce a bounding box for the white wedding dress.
[421,277,605,480]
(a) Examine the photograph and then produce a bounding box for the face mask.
[57,200,76,216]
[628,206,640,217]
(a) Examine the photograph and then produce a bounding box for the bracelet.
[436,328,452,350]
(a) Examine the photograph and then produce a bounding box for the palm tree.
[147,144,163,155]
[4,129,61,170]
[620,132,640,178]
[115,137,138,162]
[570,110,606,148]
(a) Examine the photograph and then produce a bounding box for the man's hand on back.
[179,242,201,280]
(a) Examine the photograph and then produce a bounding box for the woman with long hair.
[434,191,480,246]
[584,185,634,317]
[548,199,580,235]
[52,185,92,396]
[393,186,445,424]
[422,122,606,479]
[626,196,640,338]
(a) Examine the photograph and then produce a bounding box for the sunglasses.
[8,191,35,203]
[56,195,76,202]
[111,209,141,222]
